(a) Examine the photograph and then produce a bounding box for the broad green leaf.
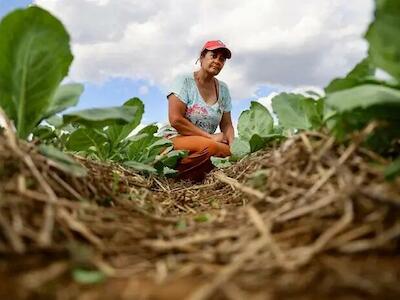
[366,0,400,80]
[126,133,160,162]
[161,166,178,176]
[126,137,150,161]
[231,137,251,159]
[0,6,73,138]
[43,83,83,119]
[72,269,106,285]
[148,138,173,157]
[364,124,400,154]
[325,58,376,94]
[326,84,400,152]
[106,97,144,146]
[120,123,159,161]
[384,157,400,181]
[137,124,158,135]
[238,101,273,140]
[127,133,149,142]
[156,150,187,168]
[249,134,265,153]
[211,156,232,168]
[66,128,109,160]
[63,106,139,128]
[39,144,87,177]
[63,123,78,133]
[272,93,323,130]
[249,133,284,153]
[326,84,400,112]
[305,98,324,129]
[46,115,63,128]
[305,90,322,98]
[124,161,157,174]
[32,125,56,141]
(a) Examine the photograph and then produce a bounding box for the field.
[1,122,400,299]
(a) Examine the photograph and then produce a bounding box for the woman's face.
[200,50,227,75]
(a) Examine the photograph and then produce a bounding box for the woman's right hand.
[210,133,228,144]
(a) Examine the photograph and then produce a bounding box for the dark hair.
[200,49,209,58]
[200,49,229,60]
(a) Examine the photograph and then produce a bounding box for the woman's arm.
[220,112,235,146]
[168,94,213,138]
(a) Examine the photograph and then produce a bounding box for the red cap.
[200,40,232,59]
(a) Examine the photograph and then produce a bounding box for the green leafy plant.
[366,0,400,81]
[272,93,324,131]
[65,98,144,160]
[323,0,400,153]
[211,157,232,168]
[44,83,84,119]
[122,125,187,175]
[231,101,282,159]
[324,58,376,94]
[63,100,186,176]
[0,6,74,138]
[39,144,87,177]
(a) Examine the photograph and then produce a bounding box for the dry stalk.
[58,208,103,249]
[0,108,58,246]
[186,237,267,300]
[142,230,240,252]
[247,206,293,270]
[214,172,266,202]
[0,210,25,253]
[339,222,400,253]
[276,193,338,222]
[285,199,354,269]
[48,172,83,201]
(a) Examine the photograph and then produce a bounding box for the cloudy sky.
[1,0,374,126]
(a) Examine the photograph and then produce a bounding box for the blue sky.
[0,0,30,15]
[0,0,272,125]
[0,1,169,124]
[1,0,373,127]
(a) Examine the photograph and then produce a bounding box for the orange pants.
[171,136,231,182]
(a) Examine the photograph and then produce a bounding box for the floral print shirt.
[163,73,232,137]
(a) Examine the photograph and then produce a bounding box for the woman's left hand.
[219,112,234,147]
[221,134,231,145]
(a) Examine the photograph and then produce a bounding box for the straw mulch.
[1,118,400,300]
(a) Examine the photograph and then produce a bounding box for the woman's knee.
[204,141,217,156]
[205,140,231,157]
[173,136,230,157]
[218,143,231,157]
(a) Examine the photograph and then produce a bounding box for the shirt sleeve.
[167,75,190,105]
[221,82,232,112]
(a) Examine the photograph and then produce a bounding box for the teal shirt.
[164,73,232,137]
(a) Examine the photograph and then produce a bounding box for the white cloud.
[138,85,149,95]
[34,0,374,100]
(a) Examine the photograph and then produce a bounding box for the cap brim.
[205,46,232,59]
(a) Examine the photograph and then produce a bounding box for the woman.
[166,40,234,181]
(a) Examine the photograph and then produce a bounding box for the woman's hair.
[200,49,209,59]
[199,48,229,60]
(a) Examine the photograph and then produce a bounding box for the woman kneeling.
[165,40,234,181]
